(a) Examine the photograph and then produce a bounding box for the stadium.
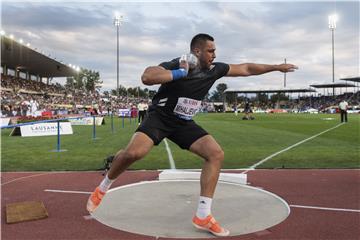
[1,2,359,240]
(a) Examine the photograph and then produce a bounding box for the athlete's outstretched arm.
[226,63,298,77]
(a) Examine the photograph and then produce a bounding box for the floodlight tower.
[328,14,338,96]
[114,13,123,96]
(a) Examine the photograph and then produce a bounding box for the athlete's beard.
[199,61,211,70]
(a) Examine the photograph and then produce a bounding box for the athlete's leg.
[87,132,154,212]
[189,135,229,237]
[107,132,154,179]
[189,134,224,198]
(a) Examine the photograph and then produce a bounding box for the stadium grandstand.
[224,81,360,114]
[340,76,360,89]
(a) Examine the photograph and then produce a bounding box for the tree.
[110,89,117,96]
[111,85,127,96]
[225,92,237,105]
[216,83,228,96]
[209,83,228,102]
[257,93,269,103]
[66,68,102,92]
[127,87,137,97]
[83,69,102,92]
[148,90,156,99]
[203,93,210,101]
[270,93,289,103]
[65,77,75,89]
[143,88,149,95]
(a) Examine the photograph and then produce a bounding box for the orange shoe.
[192,214,230,237]
[86,187,106,213]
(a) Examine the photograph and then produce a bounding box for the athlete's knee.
[208,149,224,164]
[122,149,145,162]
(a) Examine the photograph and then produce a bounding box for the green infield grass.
[1,113,359,171]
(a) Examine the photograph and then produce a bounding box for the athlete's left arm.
[226,63,298,77]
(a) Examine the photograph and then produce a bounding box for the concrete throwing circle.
[91,180,290,238]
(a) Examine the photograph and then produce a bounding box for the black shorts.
[136,109,208,149]
[244,108,252,113]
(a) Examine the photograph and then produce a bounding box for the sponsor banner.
[20,122,73,137]
[68,117,104,126]
[1,118,11,127]
[118,109,131,117]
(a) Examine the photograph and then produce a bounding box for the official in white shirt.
[339,100,349,123]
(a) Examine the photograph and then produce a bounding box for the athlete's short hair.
[190,33,214,51]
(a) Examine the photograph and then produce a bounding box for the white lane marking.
[1,173,53,186]
[157,168,249,171]
[164,139,176,169]
[1,171,106,186]
[290,204,360,213]
[83,215,94,220]
[1,170,158,186]
[44,189,91,194]
[243,123,345,173]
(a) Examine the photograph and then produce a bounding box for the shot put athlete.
[87,33,298,237]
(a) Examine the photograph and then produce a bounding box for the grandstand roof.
[310,82,356,88]
[340,77,360,83]
[224,88,316,94]
[1,35,77,78]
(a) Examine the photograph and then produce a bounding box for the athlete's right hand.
[179,54,190,73]
[180,53,199,71]
[172,53,198,81]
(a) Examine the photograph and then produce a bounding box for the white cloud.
[1,1,358,93]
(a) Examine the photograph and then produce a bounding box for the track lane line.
[243,123,345,174]
[290,204,360,213]
[164,139,176,169]
[1,173,54,186]
[44,189,91,194]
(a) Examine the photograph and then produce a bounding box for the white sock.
[99,174,114,192]
[196,196,212,219]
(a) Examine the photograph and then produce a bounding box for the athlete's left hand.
[277,64,298,73]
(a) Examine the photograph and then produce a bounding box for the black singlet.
[149,58,230,120]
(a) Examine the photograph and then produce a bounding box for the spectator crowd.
[1,74,359,118]
[1,74,151,117]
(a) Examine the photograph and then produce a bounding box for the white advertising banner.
[1,118,11,127]
[68,117,104,126]
[118,109,131,117]
[20,122,73,137]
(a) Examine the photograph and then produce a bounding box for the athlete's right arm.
[141,58,189,86]
[141,66,173,86]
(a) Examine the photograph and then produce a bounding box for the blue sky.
[1,1,359,93]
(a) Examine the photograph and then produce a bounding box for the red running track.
[1,170,360,240]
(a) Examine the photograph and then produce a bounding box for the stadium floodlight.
[0,30,5,35]
[114,13,123,97]
[114,13,123,27]
[26,43,30,47]
[76,66,80,72]
[328,14,338,95]
[328,14,338,29]
[19,39,24,44]
[9,34,14,39]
